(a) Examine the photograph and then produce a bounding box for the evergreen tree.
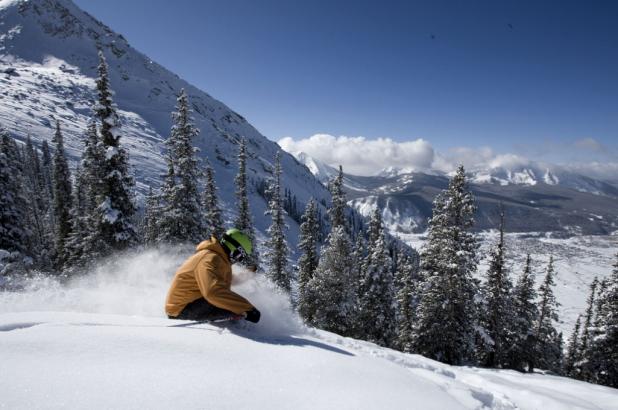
[234,137,258,268]
[306,226,356,336]
[412,165,479,365]
[328,165,346,229]
[157,89,203,243]
[142,186,161,245]
[508,254,538,372]
[22,136,52,268]
[395,248,420,353]
[51,121,73,268]
[0,128,31,273]
[480,208,514,367]
[41,139,54,206]
[532,256,563,373]
[564,315,582,378]
[356,209,396,346]
[66,121,106,266]
[578,277,598,361]
[264,152,290,292]
[91,50,137,253]
[203,162,224,239]
[586,253,618,387]
[297,198,320,322]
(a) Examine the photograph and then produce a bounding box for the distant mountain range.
[293,152,618,235]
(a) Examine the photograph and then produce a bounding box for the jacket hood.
[196,237,229,262]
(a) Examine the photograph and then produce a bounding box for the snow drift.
[1,249,618,409]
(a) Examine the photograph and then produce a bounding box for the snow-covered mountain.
[378,163,618,197]
[1,249,617,409]
[292,153,618,235]
[0,0,331,248]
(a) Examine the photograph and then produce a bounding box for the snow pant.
[169,297,236,321]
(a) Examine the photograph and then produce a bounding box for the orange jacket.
[165,238,254,317]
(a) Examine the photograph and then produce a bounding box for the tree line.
[295,165,617,389]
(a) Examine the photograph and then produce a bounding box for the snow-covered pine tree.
[264,152,290,292]
[395,247,420,353]
[356,209,396,346]
[412,165,480,365]
[142,186,161,245]
[297,198,320,322]
[91,50,137,253]
[305,225,356,336]
[508,253,538,372]
[479,208,514,368]
[65,120,106,266]
[22,135,53,269]
[0,128,31,274]
[585,253,618,388]
[577,277,598,373]
[202,161,224,240]
[41,139,54,205]
[157,89,203,244]
[564,315,582,378]
[234,137,258,268]
[51,121,73,268]
[532,256,563,373]
[328,165,346,230]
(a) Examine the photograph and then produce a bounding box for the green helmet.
[221,228,252,256]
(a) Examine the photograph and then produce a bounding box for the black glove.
[245,307,261,323]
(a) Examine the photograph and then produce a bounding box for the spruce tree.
[395,248,420,353]
[306,226,356,336]
[297,198,320,322]
[578,277,598,361]
[264,152,290,292]
[64,164,89,268]
[508,254,538,372]
[480,208,514,368]
[532,256,563,373]
[356,209,396,346]
[412,165,479,365]
[41,140,54,205]
[0,128,31,273]
[587,253,618,387]
[158,89,203,243]
[234,137,258,268]
[92,50,137,252]
[142,186,161,245]
[328,165,346,229]
[203,162,224,239]
[23,136,52,268]
[564,315,582,378]
[51,121,73,268]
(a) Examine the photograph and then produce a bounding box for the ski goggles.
[222,234,248,264]
[230,246,247,264]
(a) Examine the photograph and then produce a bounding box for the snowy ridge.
[1,248,616,409]
[0,0,331,248]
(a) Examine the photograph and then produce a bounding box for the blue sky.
[74,0,617,171]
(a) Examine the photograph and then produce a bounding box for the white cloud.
[279,134,618,182]
[278,134,435,176]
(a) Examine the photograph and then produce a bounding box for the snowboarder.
[165,228,261,323]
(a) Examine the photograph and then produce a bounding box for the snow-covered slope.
[0,0,331,248]
[1,249,616,409]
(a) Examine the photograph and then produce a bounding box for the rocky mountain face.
[0,0,331,247]
[293,152,618,235]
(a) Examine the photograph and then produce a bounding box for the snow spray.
[0,247,305,336]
